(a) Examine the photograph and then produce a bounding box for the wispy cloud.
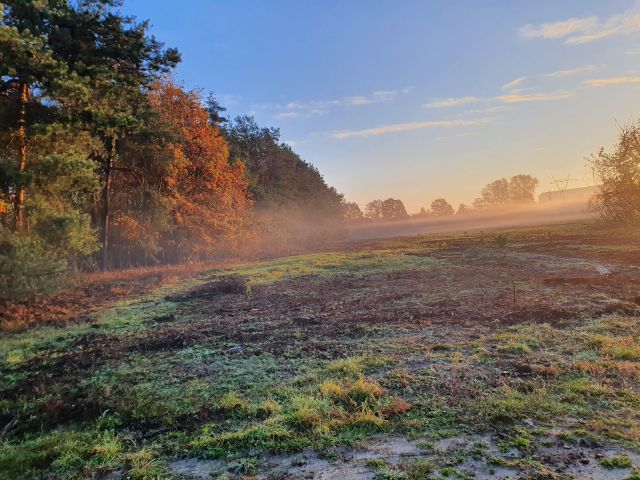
[502,76,526,90]
[276,88,409,118]
[277,111,299,119]
[520,8,640,45]
[464,105,511,114]
[330,117,492,139]
[520,16,598,40]
[584,76,640,87]
[425,89,571,110]
[424,96,481,108]
[497,92,574,103]
[543,65,599,78]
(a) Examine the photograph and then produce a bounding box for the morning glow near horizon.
[126,0,640,212]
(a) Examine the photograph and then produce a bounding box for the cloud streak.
[584,76,640,87]
[330,117,492,139]
[424,96,481,108]
[497,92,574,103]
[425,90,572,109]
[520,8,640,45]
[277,88,412,118]
[464,105,511,114]
[543,65,599,78]
[502,76,526,90]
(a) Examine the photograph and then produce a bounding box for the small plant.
[404,459,435,478]
[375,469,407,480]
[232,457,258,475]
[495,233,509,248]
[599,454,633,469]
[367,458,387,469]
[125,447,166,479]
[257,398,280,417]
[217,391,252,414]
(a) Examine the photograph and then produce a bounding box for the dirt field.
[2,221,640,479]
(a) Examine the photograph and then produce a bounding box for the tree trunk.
[13,82,29,232]
[100,137,116,270]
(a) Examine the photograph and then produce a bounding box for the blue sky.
[125,0,640,212]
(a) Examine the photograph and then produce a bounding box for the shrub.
[0,232,68,301]
[589,122,640,224]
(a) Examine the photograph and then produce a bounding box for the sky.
[124,0,640,213]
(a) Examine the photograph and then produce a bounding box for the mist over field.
[347,198,595,240]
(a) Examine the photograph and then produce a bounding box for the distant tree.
[430,198,454,216]
[381,198,409,220]
[474,174,539,208]
[365,198,408,221]
[589,122,640,224]
[365,199,384,221]
[456,203,469,215]
[508,174,539,203]
[475,178,510,208]
[342,201,363,223]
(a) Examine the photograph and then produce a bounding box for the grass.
[213,249,441,286]
[599,454,633,469]
[2,223,640,478]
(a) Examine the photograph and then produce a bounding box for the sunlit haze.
[124,0,640,212]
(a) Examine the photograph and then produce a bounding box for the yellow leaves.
[0,198,9,214]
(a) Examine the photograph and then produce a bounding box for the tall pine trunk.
[100,136,116,270]
[13,81,29,231]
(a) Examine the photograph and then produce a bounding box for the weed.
[599,454,633,469]
[125,447,166,479]
[403,458,435,479]
[367,458,388,469]
[375,469,407,479]
[479,386,568,423]
[230,457,258,476]
[218,391,252,414]
[257,398,280,417]
[347,378,386,405]
[602,337,640,361]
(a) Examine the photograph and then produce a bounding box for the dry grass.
[0,260,239,332]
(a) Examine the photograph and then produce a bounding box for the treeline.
[0,1,343,300]
[343,174,539,223]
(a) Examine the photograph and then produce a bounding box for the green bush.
[0,231,68,302]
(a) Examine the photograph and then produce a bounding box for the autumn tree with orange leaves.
[108,78,252,266]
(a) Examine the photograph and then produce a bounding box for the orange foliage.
[147,77,253,259]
